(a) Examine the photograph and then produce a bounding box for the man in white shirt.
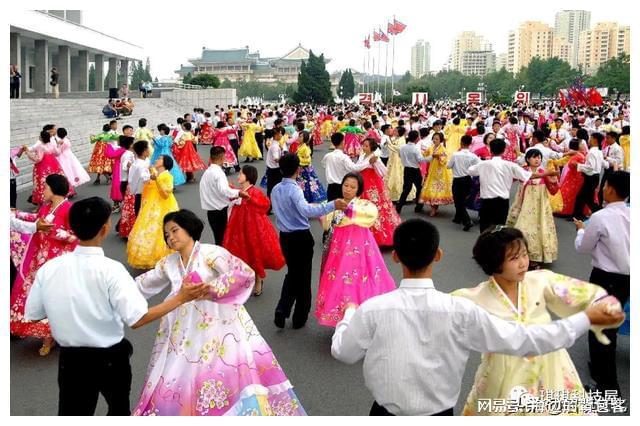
[468,139,547,232]
[574,133,605,220]
[574,171,629,395]
[550,118,572,152]
[598,131,625,208]
[128,140,151,215]
[332,219,623,416]
[24,197,208,415]
[447,135,480,231]
[378,124,392,166]
[396,129,430,214]
[522,130,564,168]
[322,132,376,201]
[199,146,248,244]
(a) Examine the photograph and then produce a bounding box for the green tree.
[294,50,332,104]
[220,78,233,88]
[129,61,147,91]
[338,69,355,99]
[183,72,193,85]
[519,57,579,97]
[189,73,221,88]
[585,54,630,94]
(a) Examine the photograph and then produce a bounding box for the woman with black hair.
[24,130,69,205]
[127,155,179,269]
[10,174,77,355]
[132,209,306,416]
[452,226,622,415]
[315,172,396,327]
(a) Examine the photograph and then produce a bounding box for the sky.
[13,1,634,80]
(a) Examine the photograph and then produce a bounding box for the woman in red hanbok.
[87,124,118,184]
[500,116,521,162]
[357,138,401,247]
[173,123,206,182]
[198,115,215,144]
[25,131,72,205]
[223,165,285,296]
[9,174,77,355]
[550,140,597,217]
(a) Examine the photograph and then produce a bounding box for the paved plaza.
[10,143,629,416]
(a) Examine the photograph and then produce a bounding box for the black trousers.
[230,138,241,169]
[266,167,282,200]
[134,194,142,216]
[381,157,388,166]
[207,208,228,245]
[370,401,453,416]
[119,181,128,198]
[255,132,264,158]
[276,230,314,325]
[452,176,472,226]
[10,83,20,99]
[10,258,16,292]
[573,173,600,220]
[326,183,343,202]
[58,339,133,416]
[10,178,17,208]
[396,167,423,213]
[479,197,510,232]
[598,168,613,209]
[588,267,630,393]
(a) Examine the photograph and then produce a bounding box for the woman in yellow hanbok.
[444,117,467,155]
[239,119,263,161]
[127,155,179,269]
[384,128,415,202]
[419,132,453,216]
[453,227,622,416]
[619,126,630,171]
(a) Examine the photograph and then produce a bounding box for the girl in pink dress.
[55,128,90,189]
[10,174,77,355]
[25,131,70,204]
[212,121,239,170]
[500,116,522,162]
[315,173,397,327]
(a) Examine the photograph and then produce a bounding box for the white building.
[461,51,496,76]
[10,10,144,96]
[411,40,431,78]
[554,10,591,68]
[450,31,491,72]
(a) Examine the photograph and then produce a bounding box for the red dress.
[27,141,73,205]
[199,122,215,144]
[118,188,137,238]
[173,133,206,173]
[222,185,285,278]
[10,201,77,338]
[554,153,597,217]
[360,164,401,247]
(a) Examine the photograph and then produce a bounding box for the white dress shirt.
[266,139,282,169]
[379,134,391,158]
[447,149,480,178]
[24,246,149,348]
[602,142,624,169]
[10,212,37,234]
[321,149,370,185]
[120,150,135,182]
[331,278,590,416]
[468,157,532,199]
[575,201,630,275]
[577,147,604,176]
[199,164,240,211]
[127,158,150,195]
[399,142,430,168]
[522,143,563,168]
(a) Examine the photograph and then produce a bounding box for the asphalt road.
[10,142,630,416]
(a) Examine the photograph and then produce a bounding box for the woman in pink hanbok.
[315,173,396,327]
[133,209,306,416]
[55,128,90,188]
[500,116,522,162]
[25,131,72,204]
[211,121,239,170]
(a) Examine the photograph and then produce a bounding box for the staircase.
[10,98,186,191]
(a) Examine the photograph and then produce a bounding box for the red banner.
[379,29,389,42]
[393,19,407,34]
[364,36,370,49]
[373,30,381,42]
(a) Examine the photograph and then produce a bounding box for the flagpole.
[377,37,381,97]
[391,16,396,104]
[367,46,371,93]
[384,40,389,103]
[362,48,366,94]
[372,56,376,97]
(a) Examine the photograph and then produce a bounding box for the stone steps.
[11,98,185,191]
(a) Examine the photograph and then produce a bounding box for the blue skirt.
[150,148,186,186]
[296,165,327,203]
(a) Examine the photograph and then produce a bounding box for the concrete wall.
[162,88,237,110]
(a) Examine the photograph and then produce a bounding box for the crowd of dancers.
[9,99,630,416]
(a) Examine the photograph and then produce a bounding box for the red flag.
[393,19,407,34]
[364,36,370,49]
[373,30,381,42]
[387,21,397,35]
[587,87,603,106]
[379,29,389,42]
[558,90,568,108]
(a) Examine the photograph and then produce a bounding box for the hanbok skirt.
[31,154,73,204]
[87,141,113,174]
[296,165,327,203]
[315,224,396,327]
[174,143,206,173]
[360,168,401,247]
[343,133,362,158]
[118,189,137,238]
[57,150,91,187]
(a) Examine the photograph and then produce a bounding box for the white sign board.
[466,92,482,104]
[514,91,530,103]
[357,93,373,105]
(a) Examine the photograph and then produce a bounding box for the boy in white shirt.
[128,141,151,215]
